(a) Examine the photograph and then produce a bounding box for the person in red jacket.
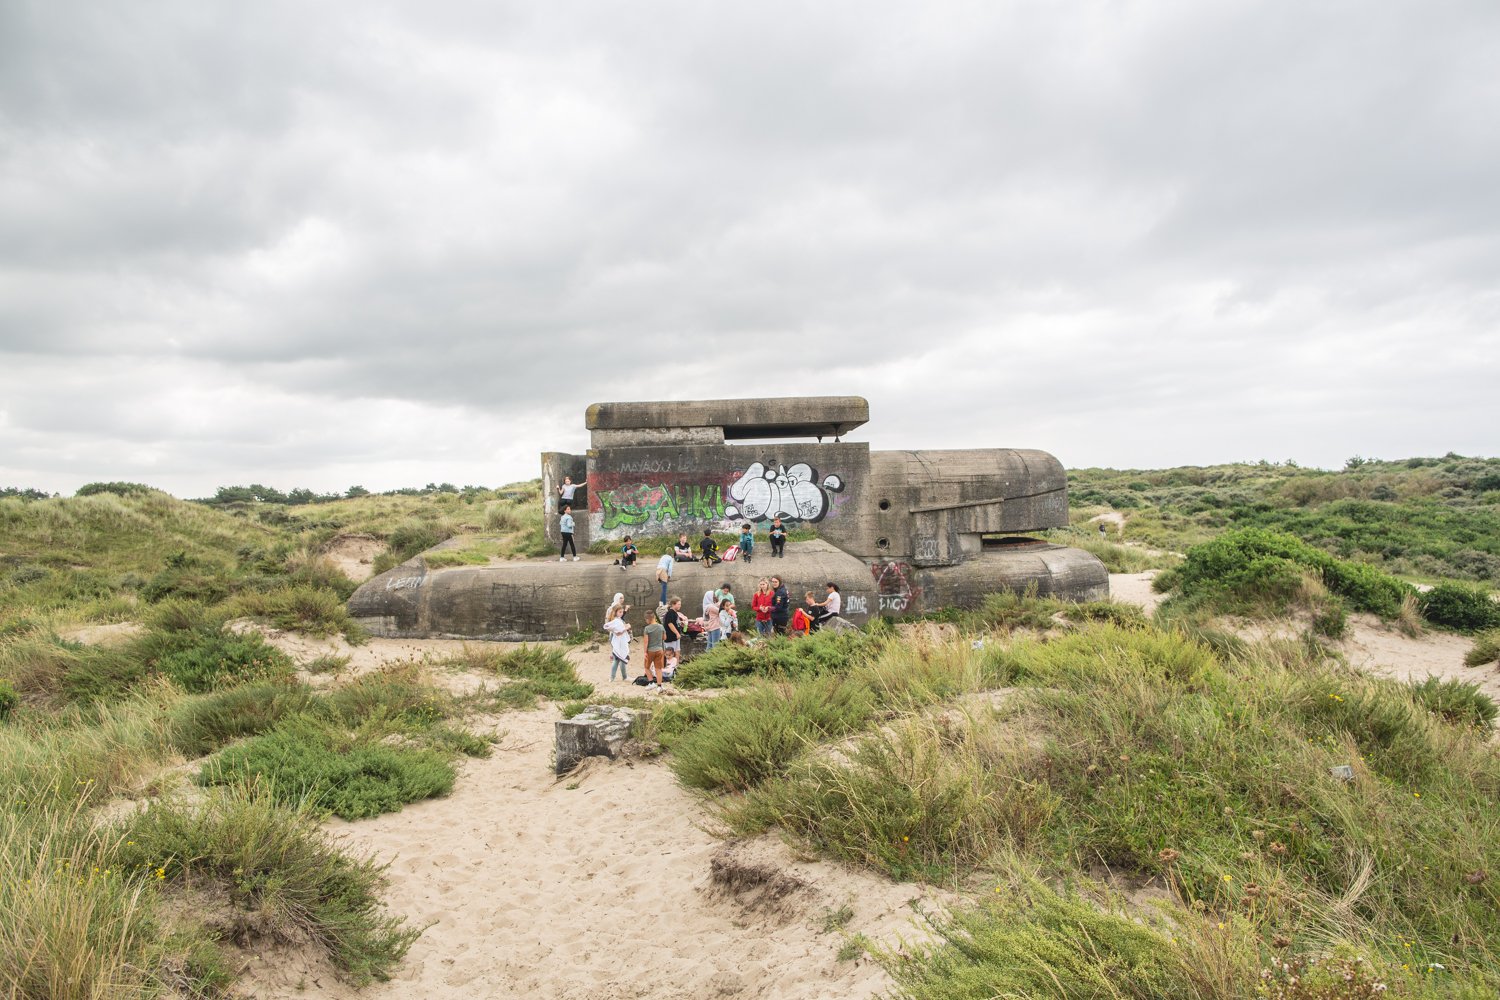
[751,578,775,637]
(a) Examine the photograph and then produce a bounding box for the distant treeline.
[0,482,504,504]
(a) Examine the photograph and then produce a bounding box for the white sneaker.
[559,556,565,562]
[573,556,580,561]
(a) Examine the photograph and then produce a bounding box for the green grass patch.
[673,629,883,689]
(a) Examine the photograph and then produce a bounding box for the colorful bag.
[722,545,739,562]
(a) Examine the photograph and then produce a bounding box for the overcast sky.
[2,1,1496,498]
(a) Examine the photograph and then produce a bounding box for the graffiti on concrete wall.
[596,482,726,530]
[871,561,917,613]
[844,594,869,615]
[725,463,845,523]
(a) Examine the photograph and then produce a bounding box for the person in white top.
[605,607,632,682]
[655,553,674,604]
[809,582,841,630]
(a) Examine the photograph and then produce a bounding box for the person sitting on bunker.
[673,533,694,561]
[700,529,721,566]
[617,535,638,569]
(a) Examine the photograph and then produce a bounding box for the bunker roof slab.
[585,396,869,441]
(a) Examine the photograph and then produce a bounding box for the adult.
[655,552,675,604]
[673,533,694,561]
[808,582,841,631]
[769,518,787,557]
[770,576,791,633]
[558,506,577,561]
[751,578,774,637]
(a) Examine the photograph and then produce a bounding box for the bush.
[674,630,882,689]
[670,676,875,792]
[154,628,295,694]
[219,584,359,637]
[111,787,420,983]
[1466,630,1500,668]
[440,645,592,706]
[1419,582,1500,633]
[168,681,316,756]
[1407,676,1499,729]
[198,717,456,820]
[0,679,19,721]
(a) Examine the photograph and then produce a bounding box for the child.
[718,598,737,638]
[751,578,774,637]
[642,611,665,688]
[703,590,724,650]
[789,606,811,637]
[673,533,694,561]
[738,523,754,563]
[700,528,721,566]
[655,552,674,604]
[605,606,631,681]
[617,535,638,569]
[662,597,684,678]
[769,518,787,557]
[559,506,577,561]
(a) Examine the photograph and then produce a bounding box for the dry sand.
[242,700,944,1000]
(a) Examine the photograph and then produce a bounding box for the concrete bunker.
[349,396,1107,639]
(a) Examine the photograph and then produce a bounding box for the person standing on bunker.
[558,506,578,561]
[769,518,787,558]
[557,475,580,510]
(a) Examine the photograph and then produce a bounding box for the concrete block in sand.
[555,705,649,774]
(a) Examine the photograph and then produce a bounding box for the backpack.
[723,545,739,562]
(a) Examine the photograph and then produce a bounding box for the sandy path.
[243,703,941,1000]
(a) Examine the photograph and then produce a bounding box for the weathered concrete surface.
[587,396,869,440]
[555,705,648,774]
[348,539,1109,640]
[353,395,1109,639]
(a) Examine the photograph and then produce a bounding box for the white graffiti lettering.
[844,595,869,615]
[879,595,910,612]
[725,462,845,522]
[385,576,424,591]
[915,537,939,561]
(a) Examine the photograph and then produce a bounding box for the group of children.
[602,577,845,687]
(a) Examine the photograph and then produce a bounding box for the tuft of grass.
[441,644,592,706]
[673,629,883,689]
[670,676,875,792]
[219,584,363,639]
[167,681,316,757]
[1465,629,1500,668]
[112,787,420,983]
[1407,676,1498,730]
[197,716,455,821]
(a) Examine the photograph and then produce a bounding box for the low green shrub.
[443,644,592,705]
[111,787,420,983]
[167,681,316,756]
[674,629,882,689]
[198,717,455,820]
[0,678,19,720]
[219,584,359,637]
[670,676,875,792]
[1465,630,1500,668]
[1407,676,1498,730]
[314,666,450,727]
[1168,528,1412,619]
[1419,582,1500,633]
[154,628,295,694]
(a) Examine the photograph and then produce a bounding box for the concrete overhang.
[586,396,869,441]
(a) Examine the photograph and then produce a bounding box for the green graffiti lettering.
[598,482,724,530]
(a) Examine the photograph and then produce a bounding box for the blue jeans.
[610,655,629,680]
[706,628,722,649]
[756,620,772,637]
[659,579,669,603]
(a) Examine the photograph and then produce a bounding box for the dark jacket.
[771,584,791,623]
